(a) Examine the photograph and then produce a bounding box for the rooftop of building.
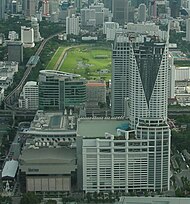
[25,81,37,86]
[39,70,81,80]
[26,110,77,135]
[118,196,190,204]
[2,160,18,178]
[19,146,76,175]
[77,117,129,138]
[0,61,18,67]
[87,80,106,87]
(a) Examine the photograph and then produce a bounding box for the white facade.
[138,3,146,22]
[42,0,50,16]
[31,17,42,42]
[8,31,19,41]
[81,8,96,27]
[83,124,170,193]
[19,81,39,110]
[175,67,190,81]
[186,18,190,41]
[21,26,35,48]
[0,87,4,106]
[66,14,80,36]
[103,22,119,41]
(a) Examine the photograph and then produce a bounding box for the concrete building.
[0,0,6,20]
[24,110,77,139]
[186,18,190,41]
[42,0,50,16]
[19,140,76,193]
[103,22,119,41]
[117,197,190,204]
[0,87,4,106]
[31,17,42,42]
[19,81,39,110]
[21,26,35,48]
[112,0,128,25]
[66,14,80,36]
[138,3,146,22]
[81,24,171,193]
[38,70,86,111]
[111,23,167,117]
[0,61,18,89]
[8,31,19,41]
[81,8,96,27]
[23,0,36,18]
[86,81,106,109]
[7,41,23,63]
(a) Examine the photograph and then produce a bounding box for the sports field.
[47,45,112,80]
[46,47,65,69]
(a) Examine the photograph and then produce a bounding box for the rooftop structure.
[118,196,190,204]
[2,160,18,179]
[25,110,77,138]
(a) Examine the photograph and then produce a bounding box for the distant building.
[31,17,42,42]
[23,0,36,18]
[19,81,39,110]
[138,3,146,22]
[86,80,106,105]
[0,61,18,89]
[112,0,128,25]
[81,8,96,27]
[8,31,19,41]
[38,70,86,111]
[0,33,5,45]
[103,22,119,41]
[186,18,190,41]
[21,26,35,48]
[0,87,4,106]
[42,0,50,16]
[0,0,6,20]
[66,14,80,36]
[7,41,23,63]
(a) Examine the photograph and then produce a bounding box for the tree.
[20,192,41,204]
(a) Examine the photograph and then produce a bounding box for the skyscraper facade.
[23,0,36,18]
[112,0,128,25]
[0,0,6,20]
[110,24,171,192]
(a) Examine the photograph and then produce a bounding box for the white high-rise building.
[186,18,190,41]
[21,26,35,48]
[103,22,119,41]
[42,0,50,16]
[31,17,42,42]
[66,14,80,36]
[81,24,171,193]
[19,81,39,110]
[138,3,146,22]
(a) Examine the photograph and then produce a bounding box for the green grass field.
[46,47,65,69]
[60,46,112,80]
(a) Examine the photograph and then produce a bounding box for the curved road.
[4,33,60,109]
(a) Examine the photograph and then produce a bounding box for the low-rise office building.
[19,144,76,193]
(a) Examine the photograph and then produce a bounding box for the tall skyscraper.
[138,3,146,22]
[111,24,171,191]
[0,0,6,20]
[169,0,181,18]
[112,0,128,25]
[186,18,190,41]
[82,24,171,193]
[23,0,36,18]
